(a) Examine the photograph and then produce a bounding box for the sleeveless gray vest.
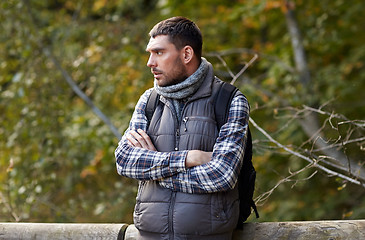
[134,73,240,239]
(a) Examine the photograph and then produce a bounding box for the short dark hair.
[149,16,203,59]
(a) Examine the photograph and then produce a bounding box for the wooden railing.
[1,220,365,239]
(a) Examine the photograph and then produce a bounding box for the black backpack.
[145,81,259,229]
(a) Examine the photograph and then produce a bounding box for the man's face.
[146,35,188,87]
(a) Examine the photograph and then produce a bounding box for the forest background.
[1,0,364,223]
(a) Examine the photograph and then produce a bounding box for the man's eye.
[156,51,163,55]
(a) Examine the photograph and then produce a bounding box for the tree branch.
[249,117,365,187]
[43,48,122,140]
[23,0,122,140]
[255,162,318,205]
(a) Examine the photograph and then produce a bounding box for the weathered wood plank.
[0,223,127,240]
[233,220,365,240]
[124,221,365,240]
[1,220,365,240]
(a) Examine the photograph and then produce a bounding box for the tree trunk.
[284,1,365,182]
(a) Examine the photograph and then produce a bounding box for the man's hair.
[149,16,203,59]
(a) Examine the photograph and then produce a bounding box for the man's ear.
[182,46,194,64]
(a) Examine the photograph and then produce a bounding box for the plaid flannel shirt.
[115,88,250,194]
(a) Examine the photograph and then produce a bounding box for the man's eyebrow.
[146,47,165,52]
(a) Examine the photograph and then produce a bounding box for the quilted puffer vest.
[133,72,240,240]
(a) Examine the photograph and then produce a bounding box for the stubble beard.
[157,57,188,87]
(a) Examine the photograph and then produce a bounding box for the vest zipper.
[164,98,181,151]
[169,191,177,239]
[174,128,180,151]
[183,117,188,132]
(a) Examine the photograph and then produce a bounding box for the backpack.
[145,81,259,229]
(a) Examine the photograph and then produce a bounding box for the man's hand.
[127,129,212,167]
[186,150,212,168]
[127,129,157,151]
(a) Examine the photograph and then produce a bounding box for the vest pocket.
[134,201,170,233]
[180,116,218,151]
[172,191,238,235]
[173,197,213,235]
[134,181,171,234]
[182,116,217,134]
[211,191,240,233]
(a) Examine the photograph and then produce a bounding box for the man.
[115,16,250,240]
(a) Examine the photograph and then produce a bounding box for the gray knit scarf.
[154,57,210,120]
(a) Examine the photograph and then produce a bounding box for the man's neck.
[185,57,201,77]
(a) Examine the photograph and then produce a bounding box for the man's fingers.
[127,129,156,151]
[137,129,156,151]
[126,132,142,148]
[129,130,147,148]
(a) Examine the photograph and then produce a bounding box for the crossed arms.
[127,128,212,168]
[115,88,250,194]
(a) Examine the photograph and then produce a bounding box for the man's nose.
[147,55,155,68]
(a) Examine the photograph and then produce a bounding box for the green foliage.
[1,0,364,223]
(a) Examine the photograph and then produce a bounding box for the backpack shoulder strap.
[145,89,159,127]
[214,80,239,130]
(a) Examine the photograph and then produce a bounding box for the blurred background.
[1,0,364,223]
